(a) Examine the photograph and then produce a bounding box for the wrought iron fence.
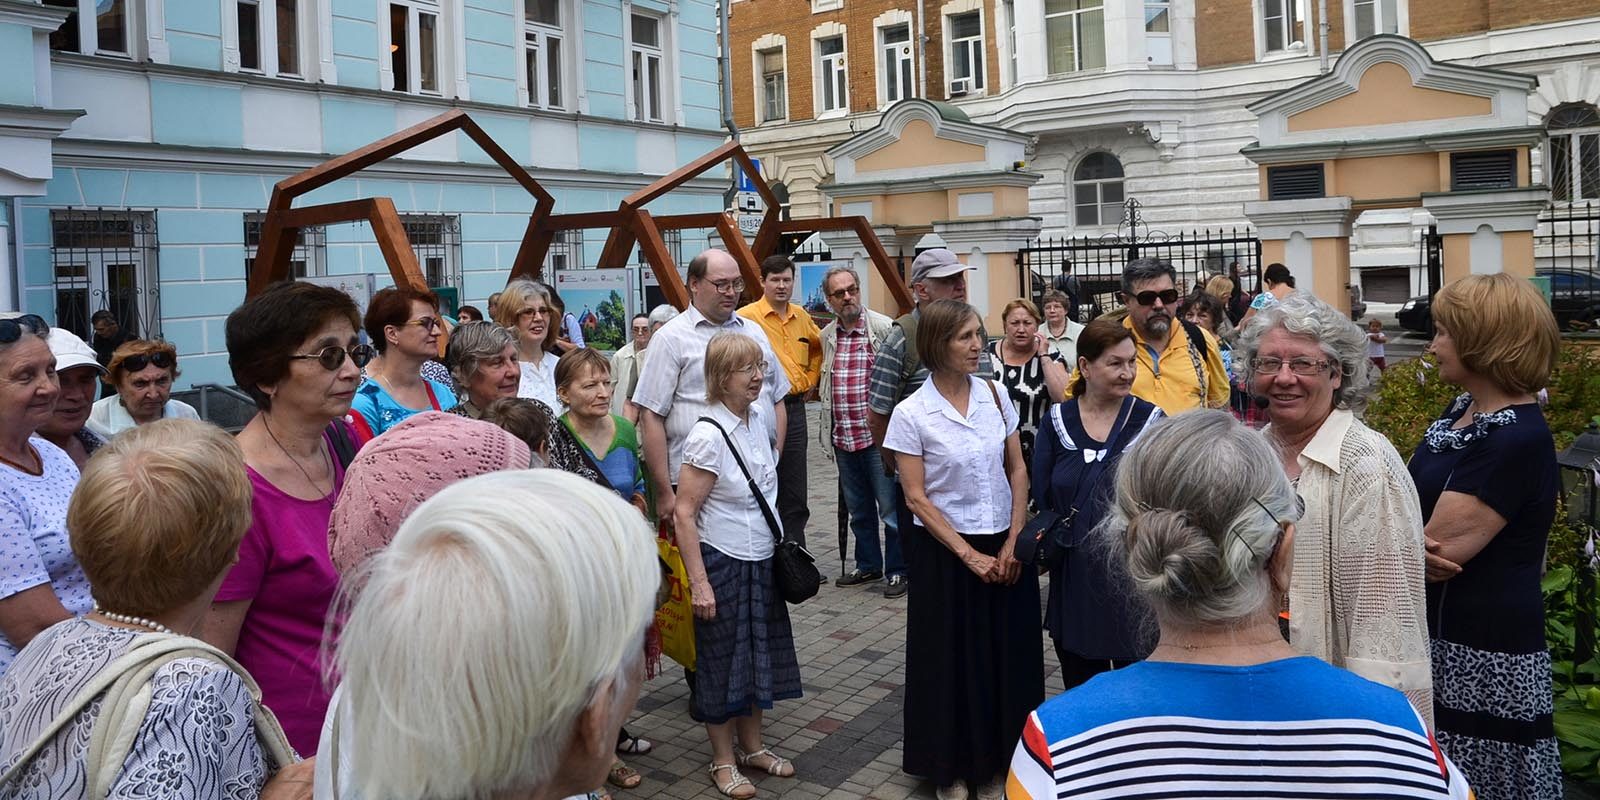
[1536,201,1600,328]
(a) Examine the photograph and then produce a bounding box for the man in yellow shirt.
[739,254,824,547]
[1069,258,1229,415]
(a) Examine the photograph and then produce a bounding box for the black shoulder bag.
[696,416,821,605]
[1015,395,1135,570]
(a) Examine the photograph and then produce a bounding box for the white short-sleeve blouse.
[679,402,780,561]
[883,375,1019,535]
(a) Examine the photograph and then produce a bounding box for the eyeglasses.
[1250,357,1332,376]
[707,278,745,295]
[402,316,442,332]
[0,314,49,345]
[828,285,860,300]
[120,352,175,373]
[734,360,768,375]
[1242,494,1306,559]
[290,343,377,371]
[1129,289,1179,306]
[517,307,550,320]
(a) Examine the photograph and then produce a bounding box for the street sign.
[735,157,763,193]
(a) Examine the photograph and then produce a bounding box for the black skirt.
[903,527,1044,786]
[691,543,803,725]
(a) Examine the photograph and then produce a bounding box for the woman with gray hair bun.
[1007,410,1471,799]
[1234,292,1432,721]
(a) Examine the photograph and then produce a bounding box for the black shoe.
[884,575,909,598]
[835,569,883,587]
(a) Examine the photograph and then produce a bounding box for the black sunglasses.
[290,344,377,371]
[1129,289,1180,306]
[0,314,49,345]
[120,351,175,372]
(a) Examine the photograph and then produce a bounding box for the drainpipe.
[720,0,739,141]
[915,0,927,98]
[1318,0,1330,73]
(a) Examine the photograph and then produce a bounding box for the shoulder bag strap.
[1059,396,1137,516]
[423,381,442,412]
[696,416,784,546]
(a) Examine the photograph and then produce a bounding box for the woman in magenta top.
[202,281,374,755]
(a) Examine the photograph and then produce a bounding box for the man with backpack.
[1069,257,1229,415]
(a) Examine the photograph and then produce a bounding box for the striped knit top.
[1007,656,1472,800]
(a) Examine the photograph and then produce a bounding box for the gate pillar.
[1243,197,1356,315]
[1421,188,1550,280]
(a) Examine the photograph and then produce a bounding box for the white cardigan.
[1275,408,1434,726]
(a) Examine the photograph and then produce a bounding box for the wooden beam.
[367,197,429,294]
[850,216,913,314]
[510,225,557,284]
[714,212,763,305]
[653,212,732,230]
[633,209,688,310]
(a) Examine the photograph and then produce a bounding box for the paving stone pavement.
[615,405,1067,800]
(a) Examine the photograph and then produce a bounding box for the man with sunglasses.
[1079,257,1229,416]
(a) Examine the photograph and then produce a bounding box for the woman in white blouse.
[883,299,1042,800]
[490,279,562,413]
[1236,292,1432,723]
[673,332,802,800]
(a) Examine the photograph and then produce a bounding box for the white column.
[1104,0,1143,71]
[1014,0,1045,84]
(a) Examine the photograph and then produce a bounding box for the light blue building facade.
[0,0,726,388]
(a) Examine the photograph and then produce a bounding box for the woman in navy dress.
[1406,273,1562,800]
[1033,317,1162,689]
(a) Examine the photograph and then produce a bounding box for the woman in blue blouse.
[556,348,647,513]
[351,287,457,438]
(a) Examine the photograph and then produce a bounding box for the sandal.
[707,762,756,799]
[616,733,654,756]
[735,747,795,778]
[607,760,642,789]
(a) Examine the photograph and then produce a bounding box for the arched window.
[1073,152,1125,227]
[1547,103,1600,202]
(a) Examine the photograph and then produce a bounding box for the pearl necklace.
[93,604,175,635]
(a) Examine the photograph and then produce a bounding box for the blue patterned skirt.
[690,543,803,724]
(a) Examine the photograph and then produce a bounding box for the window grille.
[50,209,160,341]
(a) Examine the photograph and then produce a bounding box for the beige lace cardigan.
[1277,409,1434,726]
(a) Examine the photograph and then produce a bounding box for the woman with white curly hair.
[1235,292,1432,722]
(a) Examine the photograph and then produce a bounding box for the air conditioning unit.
[949,77,971,97]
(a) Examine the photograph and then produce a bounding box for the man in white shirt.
[609,313,651,421]
[633,249,790,533]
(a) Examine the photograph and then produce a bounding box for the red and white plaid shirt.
[831,319,875,452]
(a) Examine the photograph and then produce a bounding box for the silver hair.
[446,321,518,386]
[1121,257,1177,294]
[1101,410,1299,629]
[1234,292,1374,409]
[822,265,860,292]
[647,304,678,328]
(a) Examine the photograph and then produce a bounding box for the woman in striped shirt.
[1009,410,1472,800]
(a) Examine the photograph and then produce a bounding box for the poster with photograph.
[554,269,632,353]
[797,261,838,325]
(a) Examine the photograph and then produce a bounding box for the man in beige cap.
[40,327,109,467]
[862,248,992,598]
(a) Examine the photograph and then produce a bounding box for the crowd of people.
[0,246,1566,800]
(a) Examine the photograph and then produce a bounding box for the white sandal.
[735,747,795,778]
[707,762,756,798]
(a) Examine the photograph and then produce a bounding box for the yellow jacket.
[1066,316,1230,415]
[737,300,823,396]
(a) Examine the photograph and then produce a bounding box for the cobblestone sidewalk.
[615,406,1066,800]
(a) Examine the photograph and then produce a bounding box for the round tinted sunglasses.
[120,351,175,372]
[290,344,376,371]
[0,314,49,344]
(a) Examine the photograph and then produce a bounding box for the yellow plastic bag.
[655,536,696,671]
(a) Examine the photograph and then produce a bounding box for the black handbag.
[1016,396,1137,570]
[697,416,821,605]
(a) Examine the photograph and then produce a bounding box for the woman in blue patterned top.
[1407,273,1563,800]
[556,348,647,514]
[1009,410,1471,800]
[350,287,457,438]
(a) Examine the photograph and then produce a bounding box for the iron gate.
[1535,201,1600,327]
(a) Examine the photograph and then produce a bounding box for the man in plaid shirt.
[818,266,902,596]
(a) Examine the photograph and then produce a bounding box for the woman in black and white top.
[883,299,1043,800]
[673,332,802,799]
[985,298,1069,467]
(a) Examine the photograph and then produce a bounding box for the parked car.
[1397,269,1600,334]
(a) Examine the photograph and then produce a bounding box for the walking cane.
[837,478,848,578]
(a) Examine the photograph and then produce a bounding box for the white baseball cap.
[46,327,106,375]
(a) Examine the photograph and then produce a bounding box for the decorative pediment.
[1248,35,1536,149]
[828,99,1031,183]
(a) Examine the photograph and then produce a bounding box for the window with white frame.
[523,0,564,109]
[947,12,983,94]
[1349,0,1399,40]
[759,48,787,122]
[1145,0,1171,65]
[236,0,302,76]
[244,214,326,278]
[1002,0,1016,86]
[1548,104,1600,203]
[1044,0,1103,75]
[1260,0,1304,54]
[1073,152,1124,227]
[389,0,440,94]
[817,35,847,113]
[44,0,131,56]
[880,23,913,104]
[630,12,665,123]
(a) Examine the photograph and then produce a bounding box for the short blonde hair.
[1432,273,1560,394]
[1001,298,1041,324]
[916,299,983,374]
[335,470,658,800]
[490,279,550,329]
[68,418,251,616]
[1204,275,1234,301]
[704,332,762,406]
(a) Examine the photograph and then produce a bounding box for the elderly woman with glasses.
[491,279,562,413]
[87,339,198,436]
[1009,411,1470,800]
[349,287,457,438]
[1235,292,1431,722]
[0,314,91,678]
[202,280,375,757]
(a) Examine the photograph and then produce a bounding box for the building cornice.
[0,0,71,30]
[1240,125,1545,165]
[1421,187,1552,234]
[0,104,86,138]
[827,99,1030,161]
[1242,197,1354,239]
[821,170,1041,198]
